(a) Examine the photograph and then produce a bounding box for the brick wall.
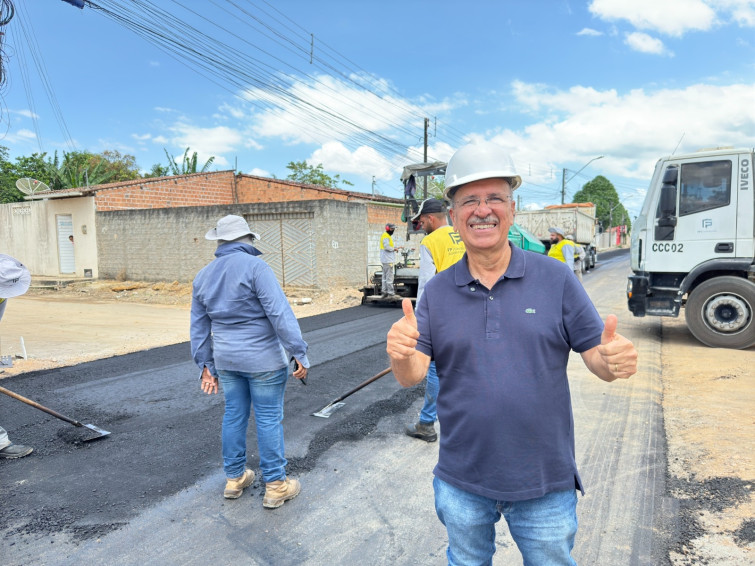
[93,171,236,211]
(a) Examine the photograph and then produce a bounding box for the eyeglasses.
[454,194,513,211]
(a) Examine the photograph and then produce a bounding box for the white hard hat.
[444,141,522,200]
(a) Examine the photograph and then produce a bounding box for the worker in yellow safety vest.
[547,226,576,271]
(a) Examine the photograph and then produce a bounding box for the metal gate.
[56,214,75,274]
[244,212,315,287]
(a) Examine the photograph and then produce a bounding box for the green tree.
[0,146,54,203]
[285,161,353,189]
[163,147,215,175]
[573,175,631,232]
[98,150,140,182]
[47,150,118,190]
[144,163,171,178]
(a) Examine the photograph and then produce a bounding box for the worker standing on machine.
[380,223,401,298]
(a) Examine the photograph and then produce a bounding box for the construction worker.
[567,233,585,281]
[404,198,465,442]
[379,223,401,298]
[548,226,576,270]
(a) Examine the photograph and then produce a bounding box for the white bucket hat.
[205,215,261,241]
[0,254,31,298]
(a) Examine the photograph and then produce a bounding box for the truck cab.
[628,148,755,348]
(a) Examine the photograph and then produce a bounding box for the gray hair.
[218,234,256,246]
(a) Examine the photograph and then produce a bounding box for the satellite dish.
[15,178,51,195]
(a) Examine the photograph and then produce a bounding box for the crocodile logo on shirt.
[525,308,536,314]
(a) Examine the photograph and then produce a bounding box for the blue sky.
[3,0,755,220]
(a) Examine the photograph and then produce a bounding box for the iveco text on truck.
[627,147,755,349]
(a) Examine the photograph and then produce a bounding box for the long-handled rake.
[312,367,392,418]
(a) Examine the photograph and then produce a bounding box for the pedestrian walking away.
[191,215,309,508]
[0,254,34,459]
[404,198,465,443]
[387,141,638,565]
[379,223,402,298]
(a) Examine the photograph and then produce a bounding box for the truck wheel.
[684,277,755,349]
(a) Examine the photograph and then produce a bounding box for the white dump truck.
[515,203,598,270]
[627,147,755,349]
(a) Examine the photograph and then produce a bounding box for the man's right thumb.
[402,298,417,326]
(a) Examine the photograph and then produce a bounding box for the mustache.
[469,215,498,223]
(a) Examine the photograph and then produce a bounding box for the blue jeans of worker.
[218,367,288,483]
[419,361,439,424]
[434,477,578,566]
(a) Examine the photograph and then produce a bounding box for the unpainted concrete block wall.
[96,200,371,287]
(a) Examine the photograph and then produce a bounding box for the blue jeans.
[419,361,439,423]
[434,477,578,566]
[218,367,288,483]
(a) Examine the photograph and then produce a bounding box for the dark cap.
[411,198,447,221]
[385,223,396,230]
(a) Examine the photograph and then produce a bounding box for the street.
[1,249,751,565]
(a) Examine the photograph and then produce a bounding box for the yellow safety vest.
[421,226,466,272]
[548,239,575,263]
[379,232,394,249]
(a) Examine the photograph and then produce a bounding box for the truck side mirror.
[662,166,678,185]
[659,184,676,216]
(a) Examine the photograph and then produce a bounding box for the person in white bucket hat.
[191,215,309,507]
[0,254,34,459]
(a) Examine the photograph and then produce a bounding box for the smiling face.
[448,178,515,256]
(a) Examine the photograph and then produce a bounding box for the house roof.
[23,170,404,205]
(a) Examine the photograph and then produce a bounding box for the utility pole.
[423,117,429,199]
[561,168,567,205]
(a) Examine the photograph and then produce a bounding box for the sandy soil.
[659,316,754,565]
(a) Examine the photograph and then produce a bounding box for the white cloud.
[241,73,424,145]
[132,133,151,141]
[247,167,270,177]
[709,0,755,26]
[504,80,755,190]
[164,123,246,168]
[589,0,716,36]
[625,31,674,55]
[577,27,603,36]
[16,129,37,140]
[15,110,39,119]
[308,141,395,182]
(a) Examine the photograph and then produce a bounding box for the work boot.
[0,443,33,459]
[263,477,301,509]
[223,468,255,499]
[405,420,437,442]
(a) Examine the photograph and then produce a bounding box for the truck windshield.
[679,160,732,216]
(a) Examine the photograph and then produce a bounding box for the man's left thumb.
[601,314,618,345]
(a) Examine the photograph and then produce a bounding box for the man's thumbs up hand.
[387,299,420,360]
[597,314,638,380]
[601,314,618,345]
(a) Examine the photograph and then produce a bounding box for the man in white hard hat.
[0,254,34,459]
[387,141,638,564]
[404,198,465,443]
[191,215,309,507]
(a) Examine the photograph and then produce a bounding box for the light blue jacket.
[190,242,310,377]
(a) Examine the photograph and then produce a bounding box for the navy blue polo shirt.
[415,243,603,502]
